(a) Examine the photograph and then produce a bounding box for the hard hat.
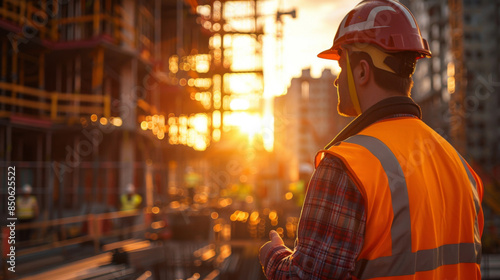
[317,0,431,61]
[22,184,32,194]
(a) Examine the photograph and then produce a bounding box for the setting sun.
[224,112,262,141]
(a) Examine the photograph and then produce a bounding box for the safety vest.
[184,171,201,189]
[120,194,142,211]
[16,196,37,220]
[315,117,483,280]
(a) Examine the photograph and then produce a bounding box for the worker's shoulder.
[317,152,350,171]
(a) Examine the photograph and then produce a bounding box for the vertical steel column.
[1,40,7,112]
[38,51,45,115]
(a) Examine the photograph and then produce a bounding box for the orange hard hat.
[318,0,431,61]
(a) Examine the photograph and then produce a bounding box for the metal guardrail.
[1,209,149,259]
[0,81,110,120]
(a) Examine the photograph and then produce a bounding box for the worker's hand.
[259,230,284,266]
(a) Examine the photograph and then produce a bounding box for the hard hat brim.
[317,48,340,61]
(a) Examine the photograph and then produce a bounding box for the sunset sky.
[223,0,358,150]
[279,0,355,82]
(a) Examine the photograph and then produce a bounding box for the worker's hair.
[349,51,415,96]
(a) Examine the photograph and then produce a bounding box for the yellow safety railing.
[0,81,110,120]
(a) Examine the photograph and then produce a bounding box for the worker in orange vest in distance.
[259,1,483,279]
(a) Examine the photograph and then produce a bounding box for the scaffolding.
[0,0,202,246]
[0,3,300,277]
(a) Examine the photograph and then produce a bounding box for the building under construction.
[0,0,277,278]
[0,0,275,212]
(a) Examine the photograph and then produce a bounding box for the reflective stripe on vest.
[344,135,481,279]
[457,155,483,257]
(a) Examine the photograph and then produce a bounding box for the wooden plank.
[20,252,112,280]
[204,269,220,280]
[101,238,144,252]
[71,264,131,280]
[17,235,94,257]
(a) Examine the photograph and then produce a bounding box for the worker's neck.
[359,86,404,114]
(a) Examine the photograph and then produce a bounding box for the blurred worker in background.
[17,184,39,242]
[120,183,142,239]
[184,166,201,205]
[259,0,483,279]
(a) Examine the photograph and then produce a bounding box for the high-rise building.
[274,68,350,183]
[401,0,500,168]
[400,0,453,139]
[460,0,500,168]
[401,0,500,254]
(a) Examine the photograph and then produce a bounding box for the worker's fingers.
[260,231,286,265]
[269,230,284,244]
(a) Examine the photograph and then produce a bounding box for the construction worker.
[259,1,483,279]
[184,166,201,205]
[17,184,39,242]
[120,183,142,239]
[120,184,142,211]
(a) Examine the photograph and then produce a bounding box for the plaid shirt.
[262,154,366,279]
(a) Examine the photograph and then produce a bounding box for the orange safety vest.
[315,117,483,280]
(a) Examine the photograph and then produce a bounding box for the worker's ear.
[356,60,370,86]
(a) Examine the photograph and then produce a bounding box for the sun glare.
[225,112,262,141]
[224,73,262,95]
[229,98,250,110]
